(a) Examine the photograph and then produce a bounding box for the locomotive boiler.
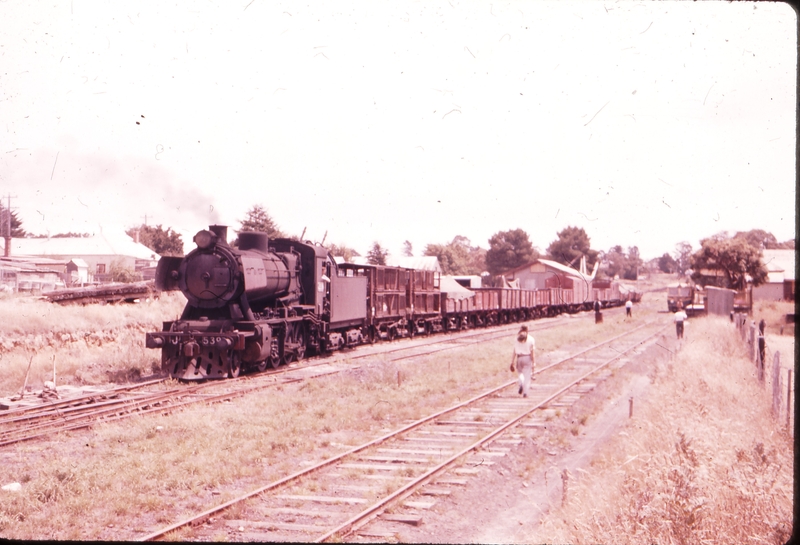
[145,225,356,379]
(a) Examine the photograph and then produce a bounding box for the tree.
[673,242,693,276]
[126,224,184,256]
[690,236,768,290]
[367,242,388,265]
[30,232,92,238]
[0,204,25,237]
[423,235,485,276]
[546,226,598,269]
[625,246,642,280]
[734,229,778,250]
[658,252,678,273]
[485,229,536,275]
[772,239,795,249]
[402,240,413,257]
[238,204,284,238]
[327,243,360,263]
[108,258,140,283]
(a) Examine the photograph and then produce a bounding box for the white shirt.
[514,335,535,356]
[626,300,632,309]
[674,310,687,323]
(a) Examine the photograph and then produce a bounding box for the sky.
[0,0,796,261]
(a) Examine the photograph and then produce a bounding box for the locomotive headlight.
[193,230,217,250]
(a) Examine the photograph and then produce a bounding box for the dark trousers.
[676,321,684,339]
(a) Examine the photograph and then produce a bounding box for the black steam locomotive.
[145,225,368,379]
[147,225,628,380]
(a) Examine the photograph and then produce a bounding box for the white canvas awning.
[440,276,474,300]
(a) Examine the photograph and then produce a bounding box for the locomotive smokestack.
[238,231,269,253]
[209,225,228,243]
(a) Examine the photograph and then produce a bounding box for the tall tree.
[485,228,536,275]
[0,204,25,237]
[625,245,642,280]
[658,252,678,274]
[603,245,626,279]
[690,236,768,290]
[546,226,598,269]
[673,241,693,276]
[126,224,184,256]
[734,229,778,251]
[367,242,388,265]
[238,204,284,238]
[402,240,413,257]
[327,243,359,263]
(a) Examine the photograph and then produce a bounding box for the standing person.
[758,318,767,370]
[594,299,602,324]
[510,325,535,398]
[625,299,633,318]
[674,304,688,339]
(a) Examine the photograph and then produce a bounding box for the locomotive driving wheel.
[228,354,241,378]
[283,323,306,364]
[268,337,281,369]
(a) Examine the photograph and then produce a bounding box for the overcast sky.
[1,1,796,261]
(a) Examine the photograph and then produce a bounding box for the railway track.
[0,312,578,448]
[140,318,668,542]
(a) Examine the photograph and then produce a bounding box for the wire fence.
[733,312,794,436]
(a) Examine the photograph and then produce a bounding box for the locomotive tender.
[146,225,625,380]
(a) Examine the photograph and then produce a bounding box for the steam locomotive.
[146,225,627,380]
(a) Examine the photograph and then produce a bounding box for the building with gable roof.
[753,248,795,301]
[499,257,601,304]
[8,229,160,284]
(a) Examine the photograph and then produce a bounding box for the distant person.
[594,299,602,324]
[674,305,688,339]
[758,318,767,367]
[510,325,535,398]
[625,299,633,318]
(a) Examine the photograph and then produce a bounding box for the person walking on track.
[625,299,633,318]
[674,304,688,339]
[510,325,535,398]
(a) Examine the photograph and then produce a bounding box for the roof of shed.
[11,230,160,261]
[761,249,795,281]
[504,258,595,283]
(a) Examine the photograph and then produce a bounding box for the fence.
[733,313,794,436]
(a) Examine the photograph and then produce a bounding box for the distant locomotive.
[147,225,630,380]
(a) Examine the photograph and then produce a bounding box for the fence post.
[749,323,756,363]
[772,352,781,417]
[787,368,793,431]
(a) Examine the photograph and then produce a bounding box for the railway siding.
[143,319,668,542]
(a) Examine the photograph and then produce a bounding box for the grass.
[0,301,652,541]
[0,292,186,395]
[531,315,794,544]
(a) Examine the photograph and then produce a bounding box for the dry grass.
[751,299,795,336]
[532,316,794,545]
[0,293,186,395]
